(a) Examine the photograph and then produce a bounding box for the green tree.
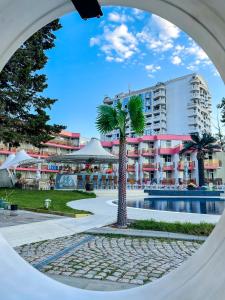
[180,133,221,186]
[0,19,65,150]
[96,96,145,227]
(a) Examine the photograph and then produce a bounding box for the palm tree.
[180,133,221,186]
[96,96,145,227]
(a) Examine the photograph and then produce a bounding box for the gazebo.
[47,137,118,164]
[47,138,118,190]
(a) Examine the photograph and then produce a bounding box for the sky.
[42,6,225,138]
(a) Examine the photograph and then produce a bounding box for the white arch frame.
[1,1,225,299]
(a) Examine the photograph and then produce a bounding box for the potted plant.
[187,183,197,190]
[4,190,18,215]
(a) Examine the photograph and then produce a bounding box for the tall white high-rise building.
[102,73,212,141]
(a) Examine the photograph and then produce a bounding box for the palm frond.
[96,105,118,134]
[128,96,145,135]
[190,133,200,144]
[180,141,197,154]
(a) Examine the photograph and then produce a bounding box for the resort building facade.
[0,131,80,180]
[102,73,212,140]
[102,134,223,185]
[0,131,223,185]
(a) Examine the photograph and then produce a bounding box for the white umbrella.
[0,154,16,169]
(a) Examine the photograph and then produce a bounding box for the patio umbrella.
[47,138,118,164]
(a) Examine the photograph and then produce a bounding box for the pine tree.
[0,19,65,149]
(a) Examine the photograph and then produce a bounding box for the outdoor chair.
[93,175,99,189]
[108,175,114,189]
[113,176,118,189]
[101,175,107,189]
[77,175,84,189]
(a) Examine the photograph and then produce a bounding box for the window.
[165,140,172,148]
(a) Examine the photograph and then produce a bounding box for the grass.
[0,188,96,216]
[129,219,215,236]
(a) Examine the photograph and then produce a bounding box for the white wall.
[166,75,191,135]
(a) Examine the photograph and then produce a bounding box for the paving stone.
[15,233,202,286]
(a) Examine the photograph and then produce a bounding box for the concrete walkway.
[0,190,220,247]
[47,274,137,291]
[86,227,207,242]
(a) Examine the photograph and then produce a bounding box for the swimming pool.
[118,197,225,215]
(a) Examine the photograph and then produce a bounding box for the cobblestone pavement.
[15,234,202,285]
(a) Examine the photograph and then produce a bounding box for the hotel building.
[102,73,212,140]
[0,131,80,180]
[102,135,223,185]
[0,131,223,185]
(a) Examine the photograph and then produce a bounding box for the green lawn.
[0,189,96,217]
[129,219,215,236]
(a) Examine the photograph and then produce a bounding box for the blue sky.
[43,6,225,138]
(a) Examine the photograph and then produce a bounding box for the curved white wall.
[1,1,225,299]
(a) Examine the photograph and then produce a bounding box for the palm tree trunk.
[117,137,127,228]
[198,157,205,186]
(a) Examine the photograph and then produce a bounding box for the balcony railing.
[178,161,195,170]
[127,150,140,157]
[204,160,222,169]
[142,149,156,156]
[163,163,174,171]
[142,163,157,170]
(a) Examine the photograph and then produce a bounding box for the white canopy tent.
[47,138,118,164]
[0,153,16,170]
[1,150,43,169]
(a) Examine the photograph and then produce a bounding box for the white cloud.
[90,24,139,63]
[90,37,100,47]
[185,41,209,62]
[108,12,128,23]
[171,55,182,65]
[151,15,180,40]
[137,15,180,53]
[145,64,161,77]
[132,8,145,20]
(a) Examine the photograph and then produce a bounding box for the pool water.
[124,197,225,215]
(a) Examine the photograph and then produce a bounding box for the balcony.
[153,90,166,99]
[163,163,174,171]
[143,163,157,171]
[158,147,176,155]
[44,141,80,150]
[127,164,135,172]
[127,150,140,157]
[142,149,156,156]
[204,160,222,169]
[178,161,195,170]
[153,98,166,106]
[154,113,167,122]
